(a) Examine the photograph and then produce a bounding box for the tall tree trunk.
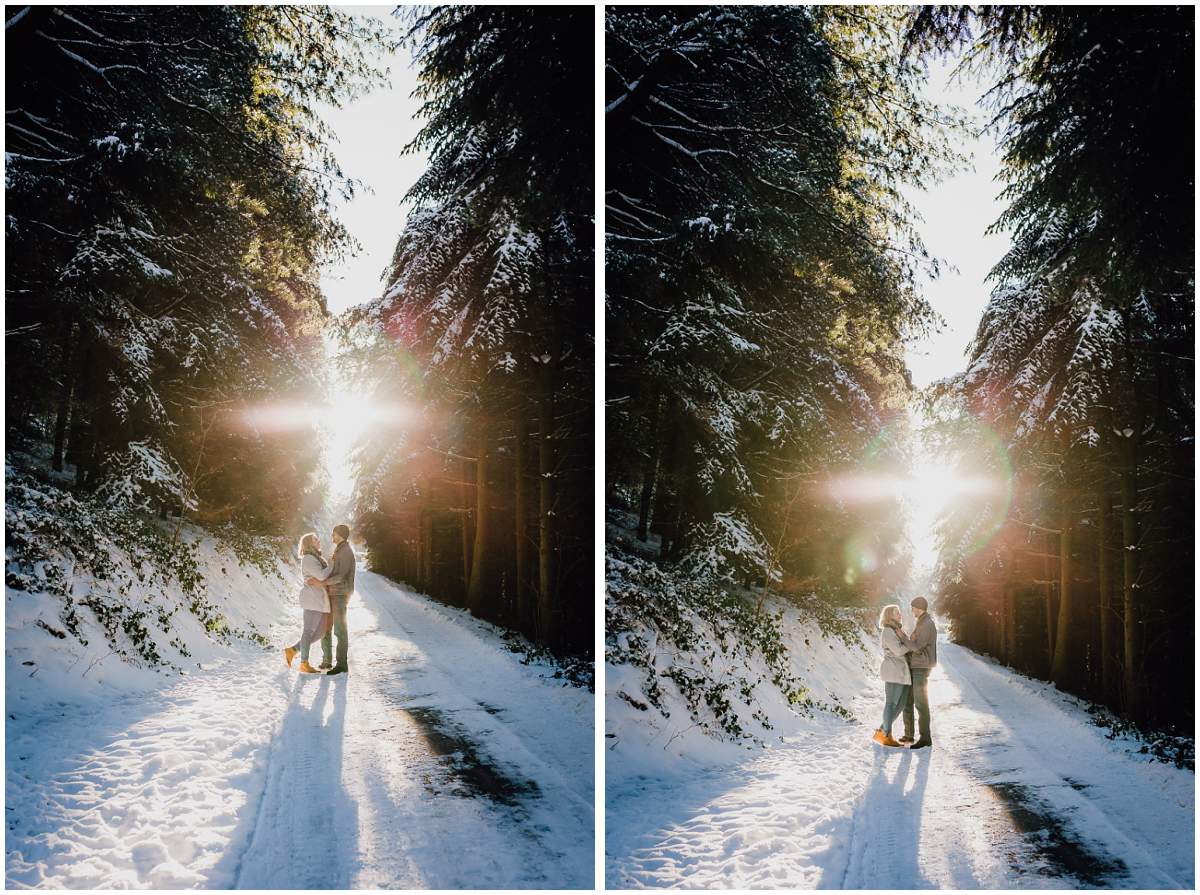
[460,457,472,593]
[67,328,93,487]
[637,394,661,542]
[1051,509,1073,686]
[422,512,435,594]
[1002,583,1016,666]
[415,508,427,591]
[466,431,490,616]
[1044,581,1055,675]
[514,413,531,634]
[1043,529,1055,675]
[1097,490,1116,705]
[51,318,76,471]
[536,366,556,645]
[995,585,1005,660]
[1120,434,1142,721]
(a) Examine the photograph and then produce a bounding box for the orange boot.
[299,660,320,674]
[873,728,902,747]
[284,646,297,668]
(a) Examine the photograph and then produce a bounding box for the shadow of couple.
[212,671,359,889]
[818,741,934,889]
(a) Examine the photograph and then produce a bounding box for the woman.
[874,603,914,747]
[284,532,333,674]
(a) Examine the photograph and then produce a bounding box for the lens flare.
[237,396,413,506]
[827,412,1014,587]
[932,414,1014,562]
[237,399,411,435]
[842,531,880,586]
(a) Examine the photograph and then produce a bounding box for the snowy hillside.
[5,462,296,711]
[7,459,594,888]
[606,548,873,779]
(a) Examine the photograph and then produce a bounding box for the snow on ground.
[606,621,1194,889]
[7,569,593,889]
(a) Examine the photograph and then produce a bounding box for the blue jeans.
[292,610,330,663]
[882,682,909,736]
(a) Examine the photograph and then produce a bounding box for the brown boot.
[284,646,297,668]
[298,660,320,674]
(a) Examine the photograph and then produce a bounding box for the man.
[900,595,937,749]
[307,523,356,676]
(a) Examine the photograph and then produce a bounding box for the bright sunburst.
[238,392,410,507]
[825,412,1012,590]
[320,392,376,503]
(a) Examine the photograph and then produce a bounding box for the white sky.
[318,6,426,314]
[902,54,1010,389]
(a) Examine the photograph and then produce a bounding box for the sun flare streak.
[237,398,411,504]
[826,465,1009,578]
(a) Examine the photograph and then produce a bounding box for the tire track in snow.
[227,569,591,889]
[606,637,1191,889]
[6,570,592,890]
[938,642,1189,888]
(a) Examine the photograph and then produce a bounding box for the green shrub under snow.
[5,463,280,670]
[606,544,862,743]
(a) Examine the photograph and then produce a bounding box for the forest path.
[7,570,593,889]
[606,639,1193,889]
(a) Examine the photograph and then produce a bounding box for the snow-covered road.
[7,570,593,889]
[606,640,1193,889]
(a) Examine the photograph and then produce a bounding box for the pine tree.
[347,6,593,651]
[914,5,1193,728]
[6,6,385,523]
[605,5,950,599]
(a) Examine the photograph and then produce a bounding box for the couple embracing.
[874,595,937,750]
[284,523,357,676]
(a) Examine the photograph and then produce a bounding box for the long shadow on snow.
[812,745,935,889]
[5,658,297,889]
[212,672,359,889]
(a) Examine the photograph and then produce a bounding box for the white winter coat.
[298,553,332,613]
[879,625,913,685]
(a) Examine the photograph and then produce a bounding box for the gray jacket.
[323,540,356,597]
[907,612,937,669]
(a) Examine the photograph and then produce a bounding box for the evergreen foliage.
[5,6,386,661]
[6,5,386,533]
[345,6,593,653]
[605,5,950,610]
[912,5,1193,732]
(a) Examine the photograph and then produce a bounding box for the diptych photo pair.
[3,2,1194,892]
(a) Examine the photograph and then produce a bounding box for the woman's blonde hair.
[878,603,902,628]
[296,531,320,559]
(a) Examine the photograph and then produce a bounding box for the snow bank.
[606,545,874,782]
[6,498,300,713]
